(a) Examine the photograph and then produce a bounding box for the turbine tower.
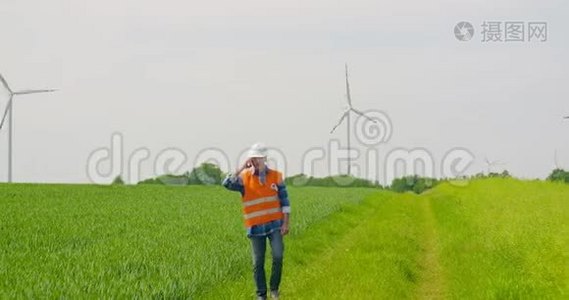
[484,157,505,174]
[330,64,377,175]
[0,74,57,183]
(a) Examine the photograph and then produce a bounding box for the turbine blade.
[345,64,352,107]
[13,89,57,95]
[0,74,12,93]
[330,112,348,134]
[0,96,13,131]
[350,107,378,123]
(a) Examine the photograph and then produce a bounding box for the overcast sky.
[1,0,568,184]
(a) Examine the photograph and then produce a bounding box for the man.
[222,143,290,300]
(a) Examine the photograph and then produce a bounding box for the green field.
[1,179,569,298]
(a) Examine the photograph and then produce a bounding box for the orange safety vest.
[240,167,284,227]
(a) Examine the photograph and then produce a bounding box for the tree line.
[110,163,569,194]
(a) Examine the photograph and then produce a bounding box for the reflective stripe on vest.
[243,195,280,207]
[244,207,282,220]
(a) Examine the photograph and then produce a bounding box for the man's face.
[250,157,265,169]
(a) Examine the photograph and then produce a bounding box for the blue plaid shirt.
[222,167,290,237]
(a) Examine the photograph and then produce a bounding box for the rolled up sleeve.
[222,173,244,195]
[277,182,290,214]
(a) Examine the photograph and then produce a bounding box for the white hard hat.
[247,142,268,158]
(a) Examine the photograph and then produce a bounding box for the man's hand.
[280,222,289,236]
[235,158,252,176]
[281,213,290,236]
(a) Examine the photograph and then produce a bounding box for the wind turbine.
[484,157,505,174]
[0,74,57,183]
[330,64,377,175]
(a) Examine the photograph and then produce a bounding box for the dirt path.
[416,197,446,299]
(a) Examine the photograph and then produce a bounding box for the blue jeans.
[249,230,284,297]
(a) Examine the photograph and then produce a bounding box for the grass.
[0,184,376,298]
[429,178,569,299]
[1,178,569,298]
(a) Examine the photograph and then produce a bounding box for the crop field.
[1,178,569,299]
